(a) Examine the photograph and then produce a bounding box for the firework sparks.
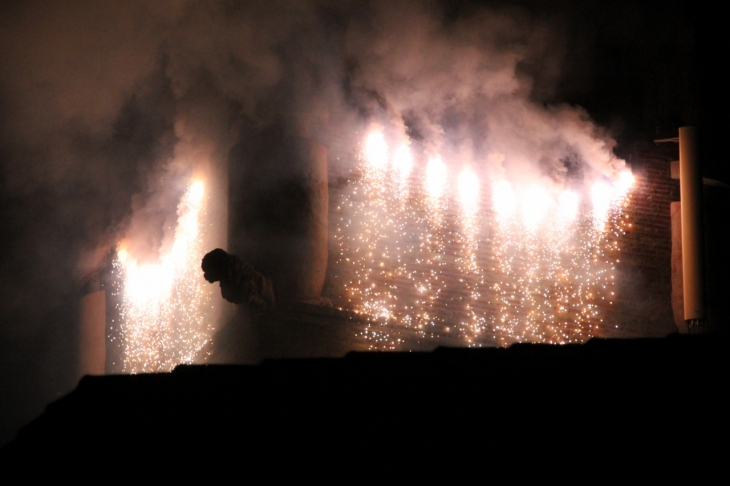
[591,181,613,229]
[393,145,414,192]
[425,156,447,204]
[334,130,634,349]
[493,180,517,220]
[558,190,580,222]
[458,167,480,214]
[114,179,215,373]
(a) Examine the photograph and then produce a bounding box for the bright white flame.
[591,181,613,227]
[458,168,480,213]
[493,180,517,219]
[365,131,388,170]
[117,179,213,373]
[189,179,205,202]
[520,186,549,229]
[392,145,413,183]
[170,182,204,263]
[615,170,634,197]
[124,261,171,305]
[558,190,579,221]
[425,157,447,201]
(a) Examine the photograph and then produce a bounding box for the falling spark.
[333,129,634,350]
[393,145,414,188]
[591,181,613,229]
[458,167,480,214]
[425,156,447,202]
[114,179,214,373]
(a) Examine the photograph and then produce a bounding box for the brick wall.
[322,142,681,348]
[603,145,678,337]
[218,141,685,362]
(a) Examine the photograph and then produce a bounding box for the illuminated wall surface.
[109,133,680,372]
[324,136,678,350]
[109,182,216,373]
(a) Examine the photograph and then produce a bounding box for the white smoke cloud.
[339,0,625,186]
[0,0,636,445]
[0,0,627,336]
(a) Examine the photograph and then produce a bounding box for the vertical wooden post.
[678,126,706,332]
[670,201,686,332]
[79,279,106,377]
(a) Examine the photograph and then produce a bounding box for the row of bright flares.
[365,131,633,228]
[333,131,634,348]
[112,130,635,372]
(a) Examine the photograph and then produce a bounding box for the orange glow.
[115,179,214,373]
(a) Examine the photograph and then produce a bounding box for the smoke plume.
[0,0,626,443]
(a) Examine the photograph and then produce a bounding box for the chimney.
[78,272,106,377]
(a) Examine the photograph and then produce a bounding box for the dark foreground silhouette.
[202,248,276,310]
[1,333,726,460]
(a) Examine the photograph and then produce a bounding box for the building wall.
[323,143,682,348]
[605,145,678,337]
[218,141,687,362]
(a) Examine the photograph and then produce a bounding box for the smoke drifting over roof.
[0,0,624,328]
[0,0,666,444]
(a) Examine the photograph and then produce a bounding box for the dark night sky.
[0,0,722,446]
[490,0,719,152]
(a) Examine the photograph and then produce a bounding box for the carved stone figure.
[202,248,275,311]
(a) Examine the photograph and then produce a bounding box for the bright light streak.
[124,261,171,305]
[365,131,388,170]
[392,145,413,184]
[458,168,480,213]
[558,190,579,221]
[615,170,634,197]
[591,181,612,227]
[492,180,517,219]
[189,179,205,202]
[425,157,447,201]
[116,179,214,373]
[520,186,549,229]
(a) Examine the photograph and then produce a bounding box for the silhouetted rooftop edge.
[2,333,726,459]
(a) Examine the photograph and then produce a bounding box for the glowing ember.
[334,130,634,349]
[114,180,215,373]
